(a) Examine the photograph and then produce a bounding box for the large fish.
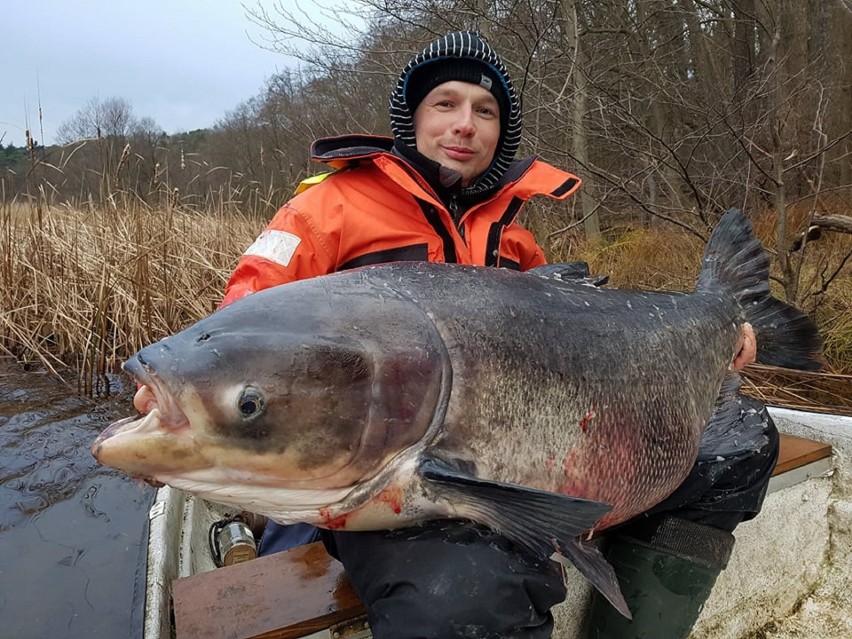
[92,209,821,616]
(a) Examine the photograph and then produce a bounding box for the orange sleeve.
[220,200,337,308]
[519,241,547,270]
[501,223,547,271]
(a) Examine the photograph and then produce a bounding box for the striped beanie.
[389,31,522,195]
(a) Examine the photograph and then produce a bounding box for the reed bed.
[741,365,852,417]
[0,199,260,394]
[1,198,850,411]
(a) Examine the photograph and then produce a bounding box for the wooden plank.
[768,456,833,494]
[173,541,365,639]
[772,433,832,476]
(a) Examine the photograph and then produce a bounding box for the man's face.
[413,81,501,187]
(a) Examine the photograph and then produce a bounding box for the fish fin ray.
[530,261,609,287]
[696,209,822,371]
[419,458,611,557]
[699,372,770,460]
[556,539,632,619]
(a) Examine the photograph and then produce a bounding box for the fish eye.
[237,387,265,418]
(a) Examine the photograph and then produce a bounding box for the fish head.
[92,279,449,504]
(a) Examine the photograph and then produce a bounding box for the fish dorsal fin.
[530,262,609,287]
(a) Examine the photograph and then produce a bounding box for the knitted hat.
[405,58,511,132]
[389,31,522,195]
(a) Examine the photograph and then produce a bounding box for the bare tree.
[48,97,165,204]
[560,0,600,241]
[56,96,145,143]
[13,0,848,286]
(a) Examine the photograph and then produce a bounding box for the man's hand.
[731,322,757,371]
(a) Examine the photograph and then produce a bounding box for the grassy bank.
[1,200,849,408]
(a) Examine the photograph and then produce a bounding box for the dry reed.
[1,197,850,412]
[0,199,260,395]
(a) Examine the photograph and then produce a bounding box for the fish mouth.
[91,353,191,485]
[93,413,166,487]
[126,352,190,433]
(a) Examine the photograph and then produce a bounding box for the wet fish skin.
[92,209,822,617]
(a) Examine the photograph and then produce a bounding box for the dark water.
[0,362,154,638]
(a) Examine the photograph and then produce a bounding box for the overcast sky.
[1,1,349,148]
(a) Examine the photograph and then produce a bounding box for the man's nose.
[452,106,476,136]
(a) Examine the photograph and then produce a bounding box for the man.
[221,31,777,639]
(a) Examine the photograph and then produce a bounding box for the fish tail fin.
[696,209,823,371]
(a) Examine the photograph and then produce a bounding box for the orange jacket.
[222,135,581,306]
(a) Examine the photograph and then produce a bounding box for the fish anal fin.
[556,538,633,620]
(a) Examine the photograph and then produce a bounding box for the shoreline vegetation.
[4,0,850,411]
[1,194,849,413]
[0,199,260,395]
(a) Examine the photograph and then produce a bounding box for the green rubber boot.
[585,516,735,639]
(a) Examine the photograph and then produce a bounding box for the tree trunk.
[562,0,601,242]
[832,1,852,186]
[633,0,689,216]
[731,0,757,92]
[769,25,798,303]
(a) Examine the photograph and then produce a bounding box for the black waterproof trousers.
[262,397,779,639]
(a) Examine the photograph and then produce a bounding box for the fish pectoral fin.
[556,538,632,620]
[419,458,630,620]
[419,458,611,557]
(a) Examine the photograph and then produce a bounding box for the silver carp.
[92,209,821,615]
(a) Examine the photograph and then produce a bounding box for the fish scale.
[413,274,734,527]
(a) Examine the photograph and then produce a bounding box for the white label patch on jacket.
[244,230,301,267]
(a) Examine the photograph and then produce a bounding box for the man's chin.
[440,160,482,187]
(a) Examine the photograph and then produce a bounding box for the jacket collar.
[310,134,537,202]
[310,134,393,161]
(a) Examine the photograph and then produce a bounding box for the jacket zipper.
[448,194,466,241]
